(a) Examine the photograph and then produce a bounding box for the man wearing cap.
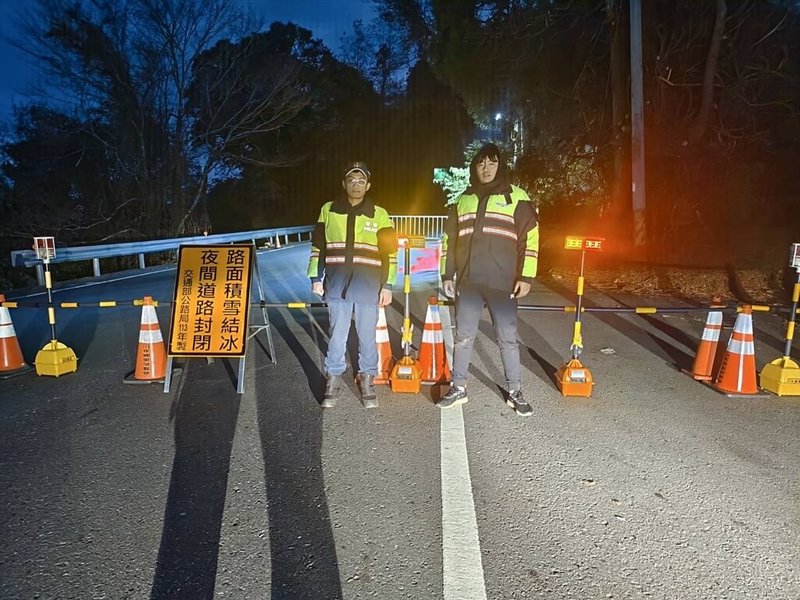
[438,142,539,416]
[308,162,397,408]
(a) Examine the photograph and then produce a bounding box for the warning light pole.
[759,243,800,396]
[556,236,604,397]
[32,237,78,376]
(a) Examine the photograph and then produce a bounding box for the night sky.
[0,0,374,121]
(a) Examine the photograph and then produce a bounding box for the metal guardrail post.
[92,258,101,277]
[138,254,145,270]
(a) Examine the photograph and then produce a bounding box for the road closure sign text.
[168,245,253,357]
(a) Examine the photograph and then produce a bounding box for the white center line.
[438,293,487,600]
[441,407,487,600]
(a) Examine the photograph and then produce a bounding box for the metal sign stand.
[163,243,270,395]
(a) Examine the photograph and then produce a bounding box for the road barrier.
[3,293,799,397]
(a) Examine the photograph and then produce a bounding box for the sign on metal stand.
[164,244,264,394]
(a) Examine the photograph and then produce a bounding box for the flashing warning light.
[34,236,56,260]
[790,243,800,270]
[564,236,605,252]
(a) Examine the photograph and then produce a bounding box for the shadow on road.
[150,358,242,599]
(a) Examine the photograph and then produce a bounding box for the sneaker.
[322,374,341,408]
[358,373,378,409]
[506,389,532,417]
[438,384,468,409]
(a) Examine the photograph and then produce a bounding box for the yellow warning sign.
[168,245,253,357]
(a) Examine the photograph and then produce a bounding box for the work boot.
[322,374,341,408]
[358,373,378,409]
[506,389,533,417]
[438,384,468,409]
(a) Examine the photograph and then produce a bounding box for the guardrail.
[10,226,314,286]
[391,215,447,239]
[9,215,448,287]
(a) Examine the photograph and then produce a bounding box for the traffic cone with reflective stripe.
[0,294,33,379]
[712,305,760,395]
[418,295,450,384]
[684,298,724,381]
[124,296,167,383]
[374,305,394,384]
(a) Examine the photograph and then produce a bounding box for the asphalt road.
[1,243,798,599]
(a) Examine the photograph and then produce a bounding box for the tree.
[5,0,307,241]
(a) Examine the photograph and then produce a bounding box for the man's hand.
[379,288,392,307]
[442,280,455,298]
[312,281,324,296]
[512,280,531,299]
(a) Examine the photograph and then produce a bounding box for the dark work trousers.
[451,282,521,390]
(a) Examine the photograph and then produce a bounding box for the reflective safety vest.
[308,198,398,304]
[440,184,538,291]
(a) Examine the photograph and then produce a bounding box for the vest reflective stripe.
[483,226,517,241]
[484,212,515,224]
[353,257,382,267]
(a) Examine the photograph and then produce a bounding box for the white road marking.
[438,293,487,600]
[440,407,488,600]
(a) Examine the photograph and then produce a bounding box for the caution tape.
[0,299,329,309]
[4,298,796,314]
[436,299,800,315]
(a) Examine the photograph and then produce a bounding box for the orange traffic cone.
[712,305,761,396]
[124,296,168,383]
[418,295,450,384]
[374,305,394,384]
[684,299,724,381]
[0,294,33,379]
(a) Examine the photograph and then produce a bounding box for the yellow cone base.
[759,358,800,397]
[390,356,422,394]
[556,359,594,397]
[35,341,78,377]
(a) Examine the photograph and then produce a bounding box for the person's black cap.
[344,161,370,180]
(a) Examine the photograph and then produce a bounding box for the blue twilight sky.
[0,0,374,122]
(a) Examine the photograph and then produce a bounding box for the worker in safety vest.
[308,162,397,408]
[439,143,539,416]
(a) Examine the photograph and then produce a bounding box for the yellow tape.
[45,271,52,288]
[1,301,18,308]
[787,321,795,341]
[48,307,55,324]
[572,321,582,347]
[576,276,584,296]
[98,301,117,307]
[751,305,770,312]
[404,275,411,294]
[287,302,307,308]
[60,302,78,308]
[793,283,800,303]
[402,318,412,343]
[635,307,657,314]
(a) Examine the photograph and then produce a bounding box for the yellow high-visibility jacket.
[441,184,538,291]
[308,198,397,304]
